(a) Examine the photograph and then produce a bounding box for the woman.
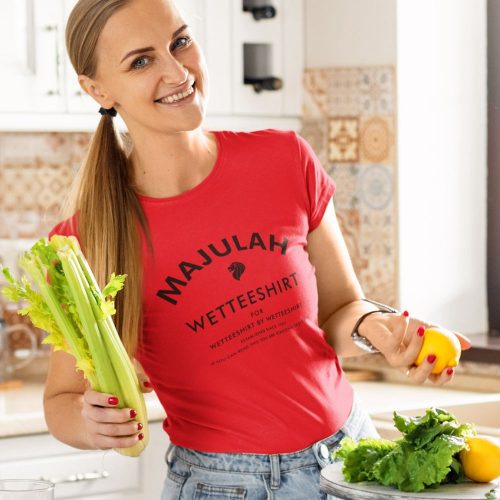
[43,0,471,498]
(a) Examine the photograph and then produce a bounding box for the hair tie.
[99,106,117,117]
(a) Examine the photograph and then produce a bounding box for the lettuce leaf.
[333,437,397,482]
[373,434,467,491]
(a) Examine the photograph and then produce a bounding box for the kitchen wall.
[304,0,396,67]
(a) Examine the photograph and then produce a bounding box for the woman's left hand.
[360,311,471,386]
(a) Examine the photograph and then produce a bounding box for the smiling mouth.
[154,82,196,104]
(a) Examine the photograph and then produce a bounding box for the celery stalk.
[56,246,122,399]
[17,252,99,389]
[89,291,148,456]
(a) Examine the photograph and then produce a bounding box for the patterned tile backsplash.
[0,65,398,309]
[301,66,398,306]
[0,132,91,239]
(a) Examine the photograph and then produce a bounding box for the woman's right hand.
[81,389,144,450]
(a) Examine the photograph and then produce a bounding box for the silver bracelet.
[351,299,399,353]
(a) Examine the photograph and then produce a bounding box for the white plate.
[320,462,499,500]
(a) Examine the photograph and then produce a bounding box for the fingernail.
[403,310,409,317]
[417,326,425,337]
[143,381,153,388]
[138,433,144,441]
[427,354,437,363]
[130,409,137,419]
[108,397,119,406]
[137,422,143,431]
[446,368,454,375]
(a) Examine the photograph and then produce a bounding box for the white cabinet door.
[203,0,233,116]
[0,0,39,112]
[0,422,168,499]
[0,0,65,113]
[32,0,66,112]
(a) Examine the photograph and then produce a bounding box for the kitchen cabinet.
[0,1,65,113]
[0,0,303,132]
[0,421,168,499]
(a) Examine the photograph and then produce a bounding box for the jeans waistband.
[171,429,342,473]
[169,397,361,474]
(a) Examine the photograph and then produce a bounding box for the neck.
[128,128,217,198]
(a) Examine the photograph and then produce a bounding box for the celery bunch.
[1,235,148,457]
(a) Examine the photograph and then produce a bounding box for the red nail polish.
[137,422,143,431]
[108,397,119,406]
[403,310,409,317]
[427,354,437,363]
[130,409,137,419]
[446,368,454,375]
[138,433,144,441]
[143,381,153,388]
[417,326,425,336]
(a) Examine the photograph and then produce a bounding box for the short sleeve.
[48,213,79,240]
[294,132,335,232]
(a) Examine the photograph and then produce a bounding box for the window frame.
[487,0,500,337]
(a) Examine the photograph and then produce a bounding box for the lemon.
[460,436,500,482]
[414,326,461,374]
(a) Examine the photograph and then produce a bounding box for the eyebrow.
[120,24,189,64]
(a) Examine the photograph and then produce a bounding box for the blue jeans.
[161,396,379,500]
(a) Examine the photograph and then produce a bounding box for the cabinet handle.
[243,5,277,21]
[244,76,283,93]
[39,470,110,485]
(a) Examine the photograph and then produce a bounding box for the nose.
[159,52,189,86]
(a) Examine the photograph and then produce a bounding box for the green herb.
[485,489,500,500]
[1,236,148,457]
[333,407,476,492]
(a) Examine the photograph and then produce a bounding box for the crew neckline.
[136,130,225,204]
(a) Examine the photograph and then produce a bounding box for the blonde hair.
[64,0,151,356]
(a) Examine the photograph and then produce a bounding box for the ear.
[78,75,114,109]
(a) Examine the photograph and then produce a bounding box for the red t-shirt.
[50,129,353,453]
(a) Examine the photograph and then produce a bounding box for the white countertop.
[353,381,500,414]
[1,380,499,439]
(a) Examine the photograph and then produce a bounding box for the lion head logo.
[228,262,245,280]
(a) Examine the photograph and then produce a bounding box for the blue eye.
[172,35,192,50]
[131,56,152,70]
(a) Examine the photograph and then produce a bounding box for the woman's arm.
[306,199,466,385]
[43,349,148,450]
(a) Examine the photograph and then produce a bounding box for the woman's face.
[81,0,209,134]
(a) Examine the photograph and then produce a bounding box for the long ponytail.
[64,0,149,356]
